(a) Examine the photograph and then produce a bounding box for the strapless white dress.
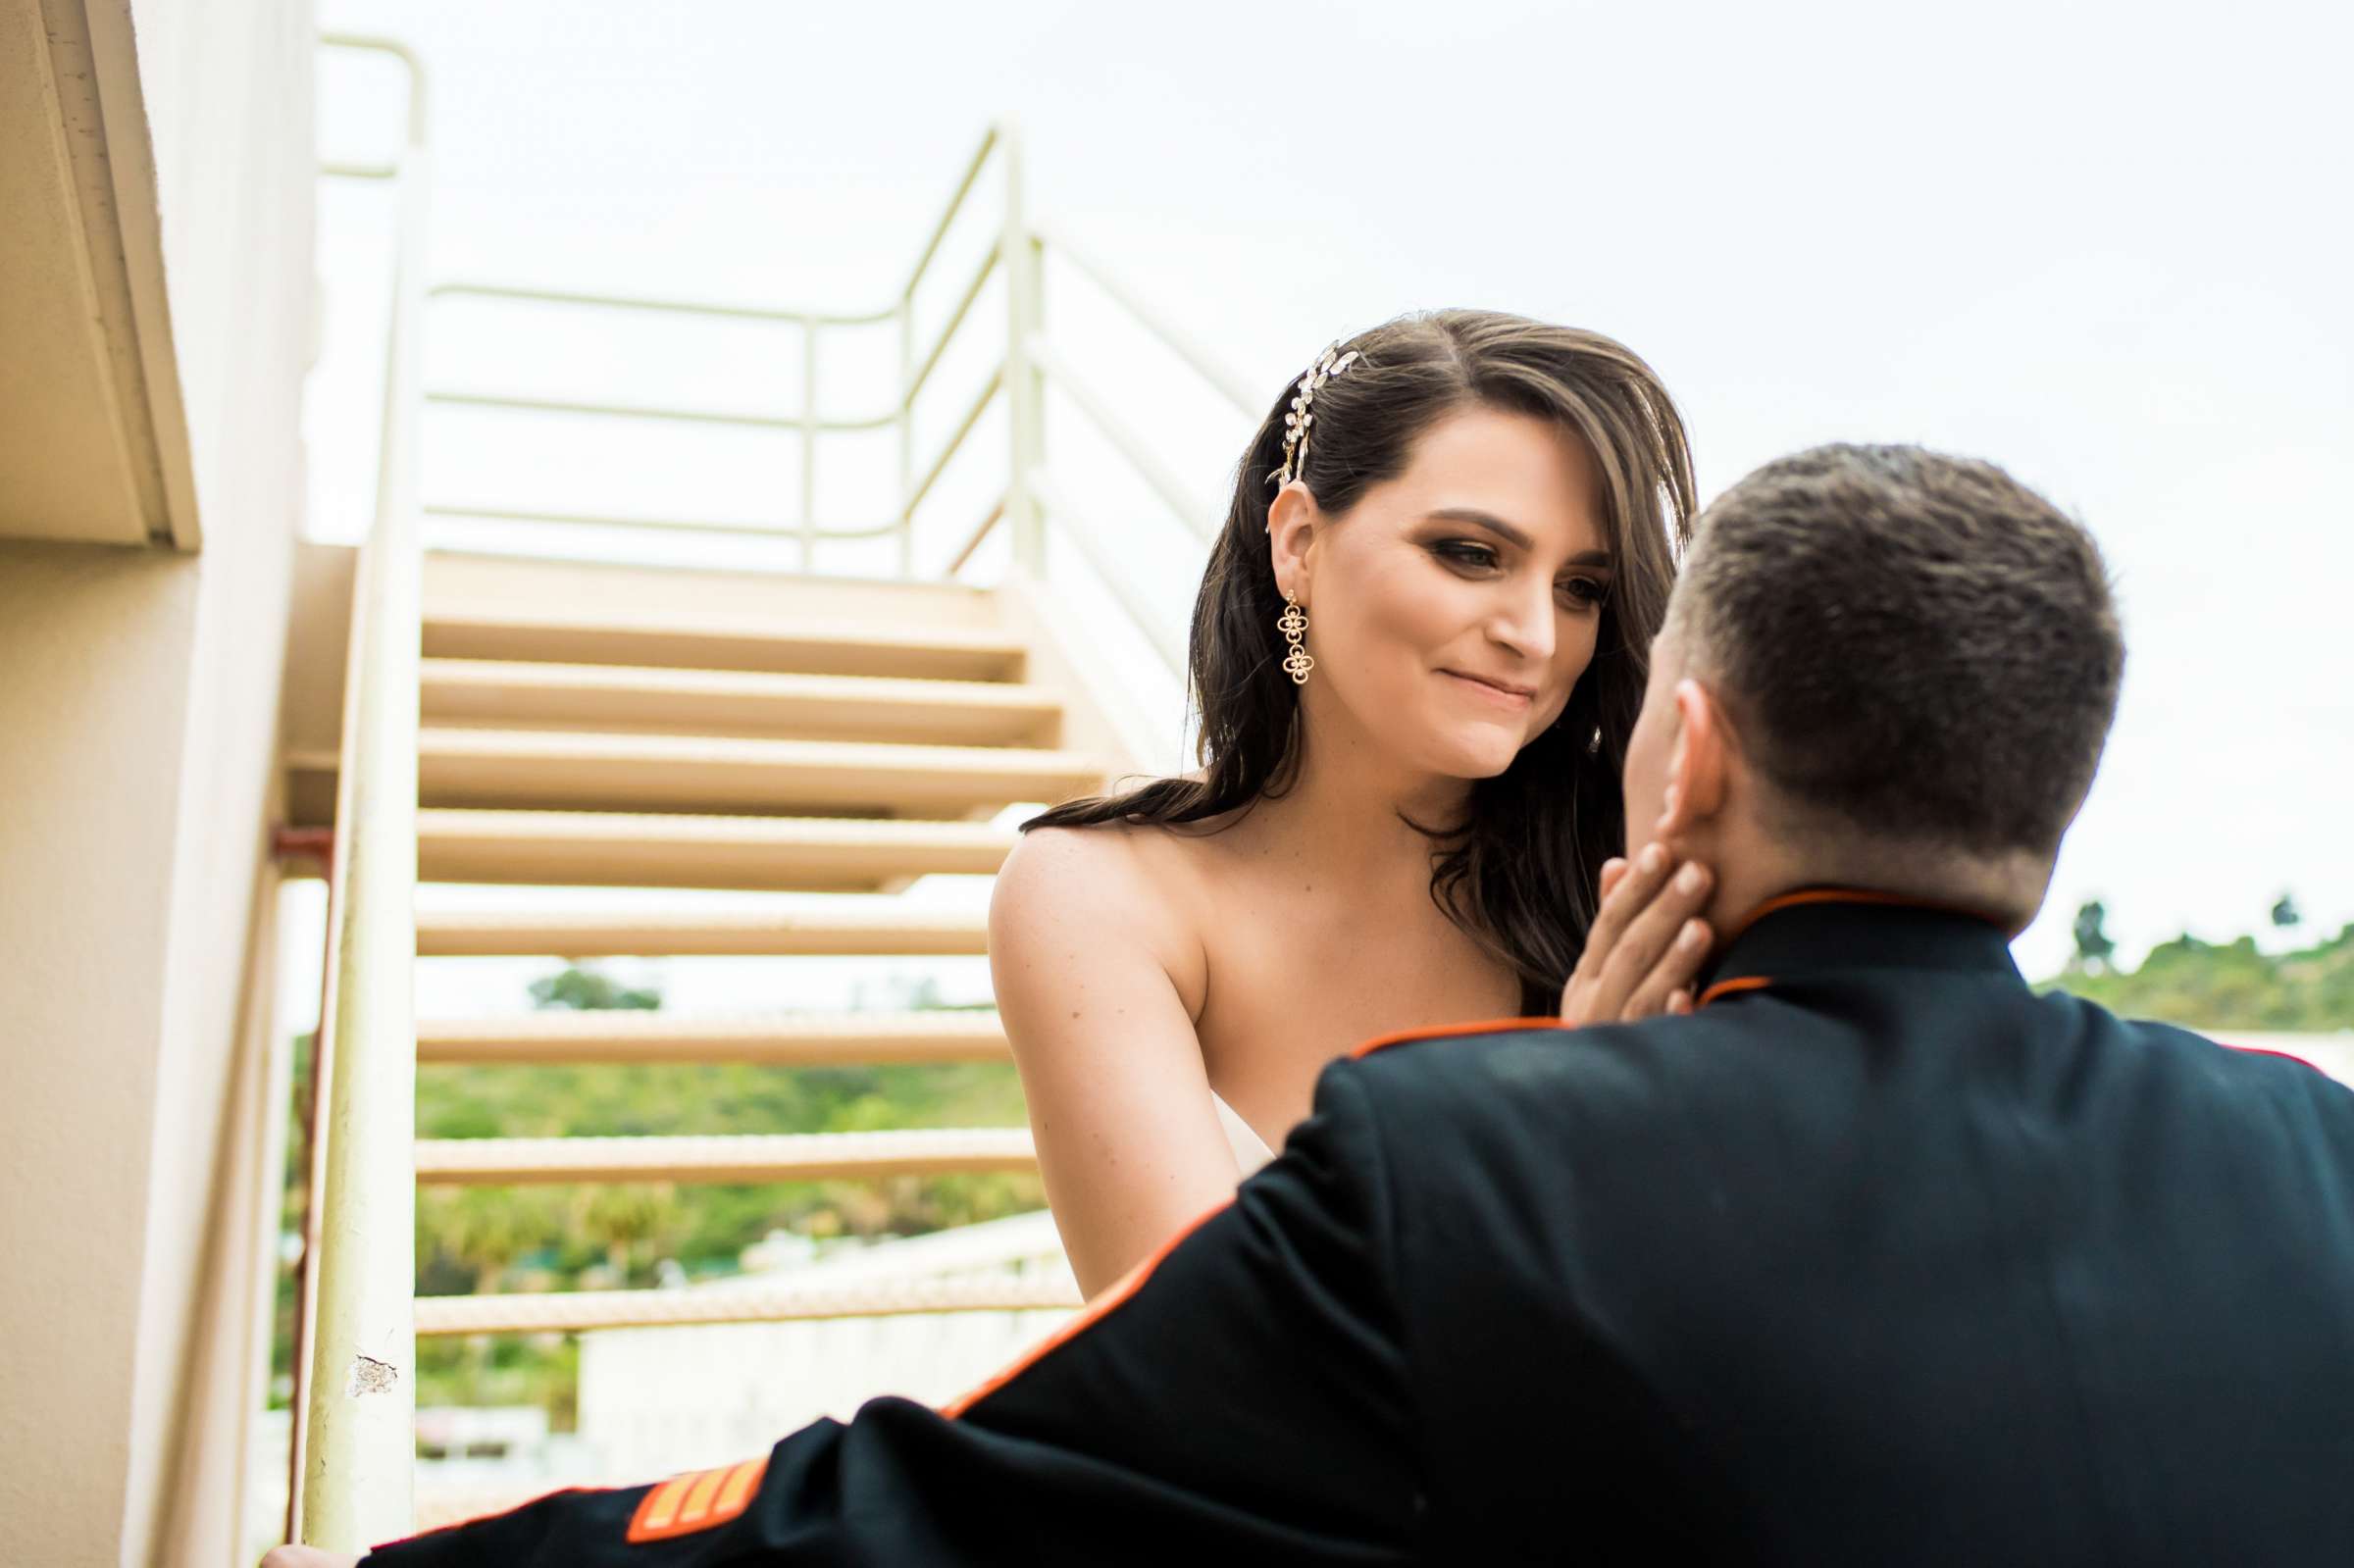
[1209,1090,1277,1177]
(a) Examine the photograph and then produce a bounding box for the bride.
[991,310,1713,1296]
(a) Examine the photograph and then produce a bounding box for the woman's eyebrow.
[1424,508,1613,569]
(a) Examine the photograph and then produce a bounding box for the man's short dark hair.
[1674,443,2124,857]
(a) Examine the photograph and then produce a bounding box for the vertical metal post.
[896,297,915,577]
[297,143,426,1552]
[999,124,1046,575]
[800,317,819,571]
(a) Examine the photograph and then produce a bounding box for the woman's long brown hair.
[1026,310,1696,1011]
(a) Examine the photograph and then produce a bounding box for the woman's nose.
[1488,582,1557,662]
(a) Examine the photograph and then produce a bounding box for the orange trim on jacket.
[941,1018,1567,1421]
[1350,1016,1568,1059]
[1696,974,1773,1008]
[1714,886,2006,949]
[940,1196,1232,1420]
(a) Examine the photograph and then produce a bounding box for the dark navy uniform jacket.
[368,893,2354,1565]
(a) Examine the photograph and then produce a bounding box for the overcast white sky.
[305,0,2353,1000]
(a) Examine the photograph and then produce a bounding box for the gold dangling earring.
[1278,590,1314,686]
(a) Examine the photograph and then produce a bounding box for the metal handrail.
[1030,336,1218,540]
[1028,470,1188,670]
[423,386,899,433]
[903,241,1001,411]
[299,33,428,1551]
[432,278,895,327]
[902,127,1001,304]
[420,502,908,540]
[379,115,1259,611]
[1031,219,1261,416]
[901,367,1004,526]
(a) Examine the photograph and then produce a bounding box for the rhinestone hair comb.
[1269,341,1361,487]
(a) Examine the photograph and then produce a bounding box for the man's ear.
[1266,481,1318,601]
[1657,678,1732,838]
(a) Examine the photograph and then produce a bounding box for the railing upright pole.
[896,297,915,576]
[800,317,819,571]
[295,145,426,1549]
[999,124,1046,575]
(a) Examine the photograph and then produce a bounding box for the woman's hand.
[1559,843,1715,1024]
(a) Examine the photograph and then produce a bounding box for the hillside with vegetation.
[2043,897,2354,1032]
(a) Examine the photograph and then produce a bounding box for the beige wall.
[0,1,314,1563]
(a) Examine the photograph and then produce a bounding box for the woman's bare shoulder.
[989,817,1217,1013]
[992,817,1216,929]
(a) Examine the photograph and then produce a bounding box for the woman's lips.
[1441,670,1535,710]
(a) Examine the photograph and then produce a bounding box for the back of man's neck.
[1703,838,2051,942]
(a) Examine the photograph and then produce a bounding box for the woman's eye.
[1433,541,1501,571]
[1557,578,1607,609]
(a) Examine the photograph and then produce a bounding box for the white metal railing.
[371,118,1254,651]
[296,32,428,1552]
[289,34,1265,1550]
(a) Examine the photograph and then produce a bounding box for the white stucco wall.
[0,2,314,1564]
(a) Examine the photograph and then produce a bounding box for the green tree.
[529,963,662,1011]
[2049,920,2354,1032]
[2070,899,2117,973]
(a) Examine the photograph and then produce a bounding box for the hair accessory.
[1269,341,1361,488]
[1278,590,1314,685]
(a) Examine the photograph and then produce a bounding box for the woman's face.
[1276,406,1612,782]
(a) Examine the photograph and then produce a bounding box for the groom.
[281,445,2354,1565]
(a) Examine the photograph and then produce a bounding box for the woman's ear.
[1657,678,1731,836]
[1265,481,1318,601]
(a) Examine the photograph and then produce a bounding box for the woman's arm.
[989,826,1242,1298]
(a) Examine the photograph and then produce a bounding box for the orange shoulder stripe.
[626,1454,769,1543]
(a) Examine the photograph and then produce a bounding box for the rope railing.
[418,1273,1080,1338]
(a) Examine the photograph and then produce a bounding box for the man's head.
[1623,443,2124,936]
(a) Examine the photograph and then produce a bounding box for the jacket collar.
[1697,888,2021,1006]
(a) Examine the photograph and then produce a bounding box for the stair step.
[414,729,1103,817]
[417,1009,1007,1065]
[422,600,1028,683]
[414,1128,1038,1186]
[414,1274,1081,1337]
[417,809,1014,890]
[416,905,992,957]
[421,659,1064,746]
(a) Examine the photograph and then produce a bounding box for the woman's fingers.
[1561,845,1715,1025]
[1571,845,1669,988]
[1618,917,1712,1021]
[1594,859,1712,1011]
[1565,847,1673,1012]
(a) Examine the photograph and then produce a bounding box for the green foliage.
[528,966,662,1011]
[411,1057,1040,1297]
[2070,899,2116,972]
[2046,920,2354,1032]
[272,966,1041,1421]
